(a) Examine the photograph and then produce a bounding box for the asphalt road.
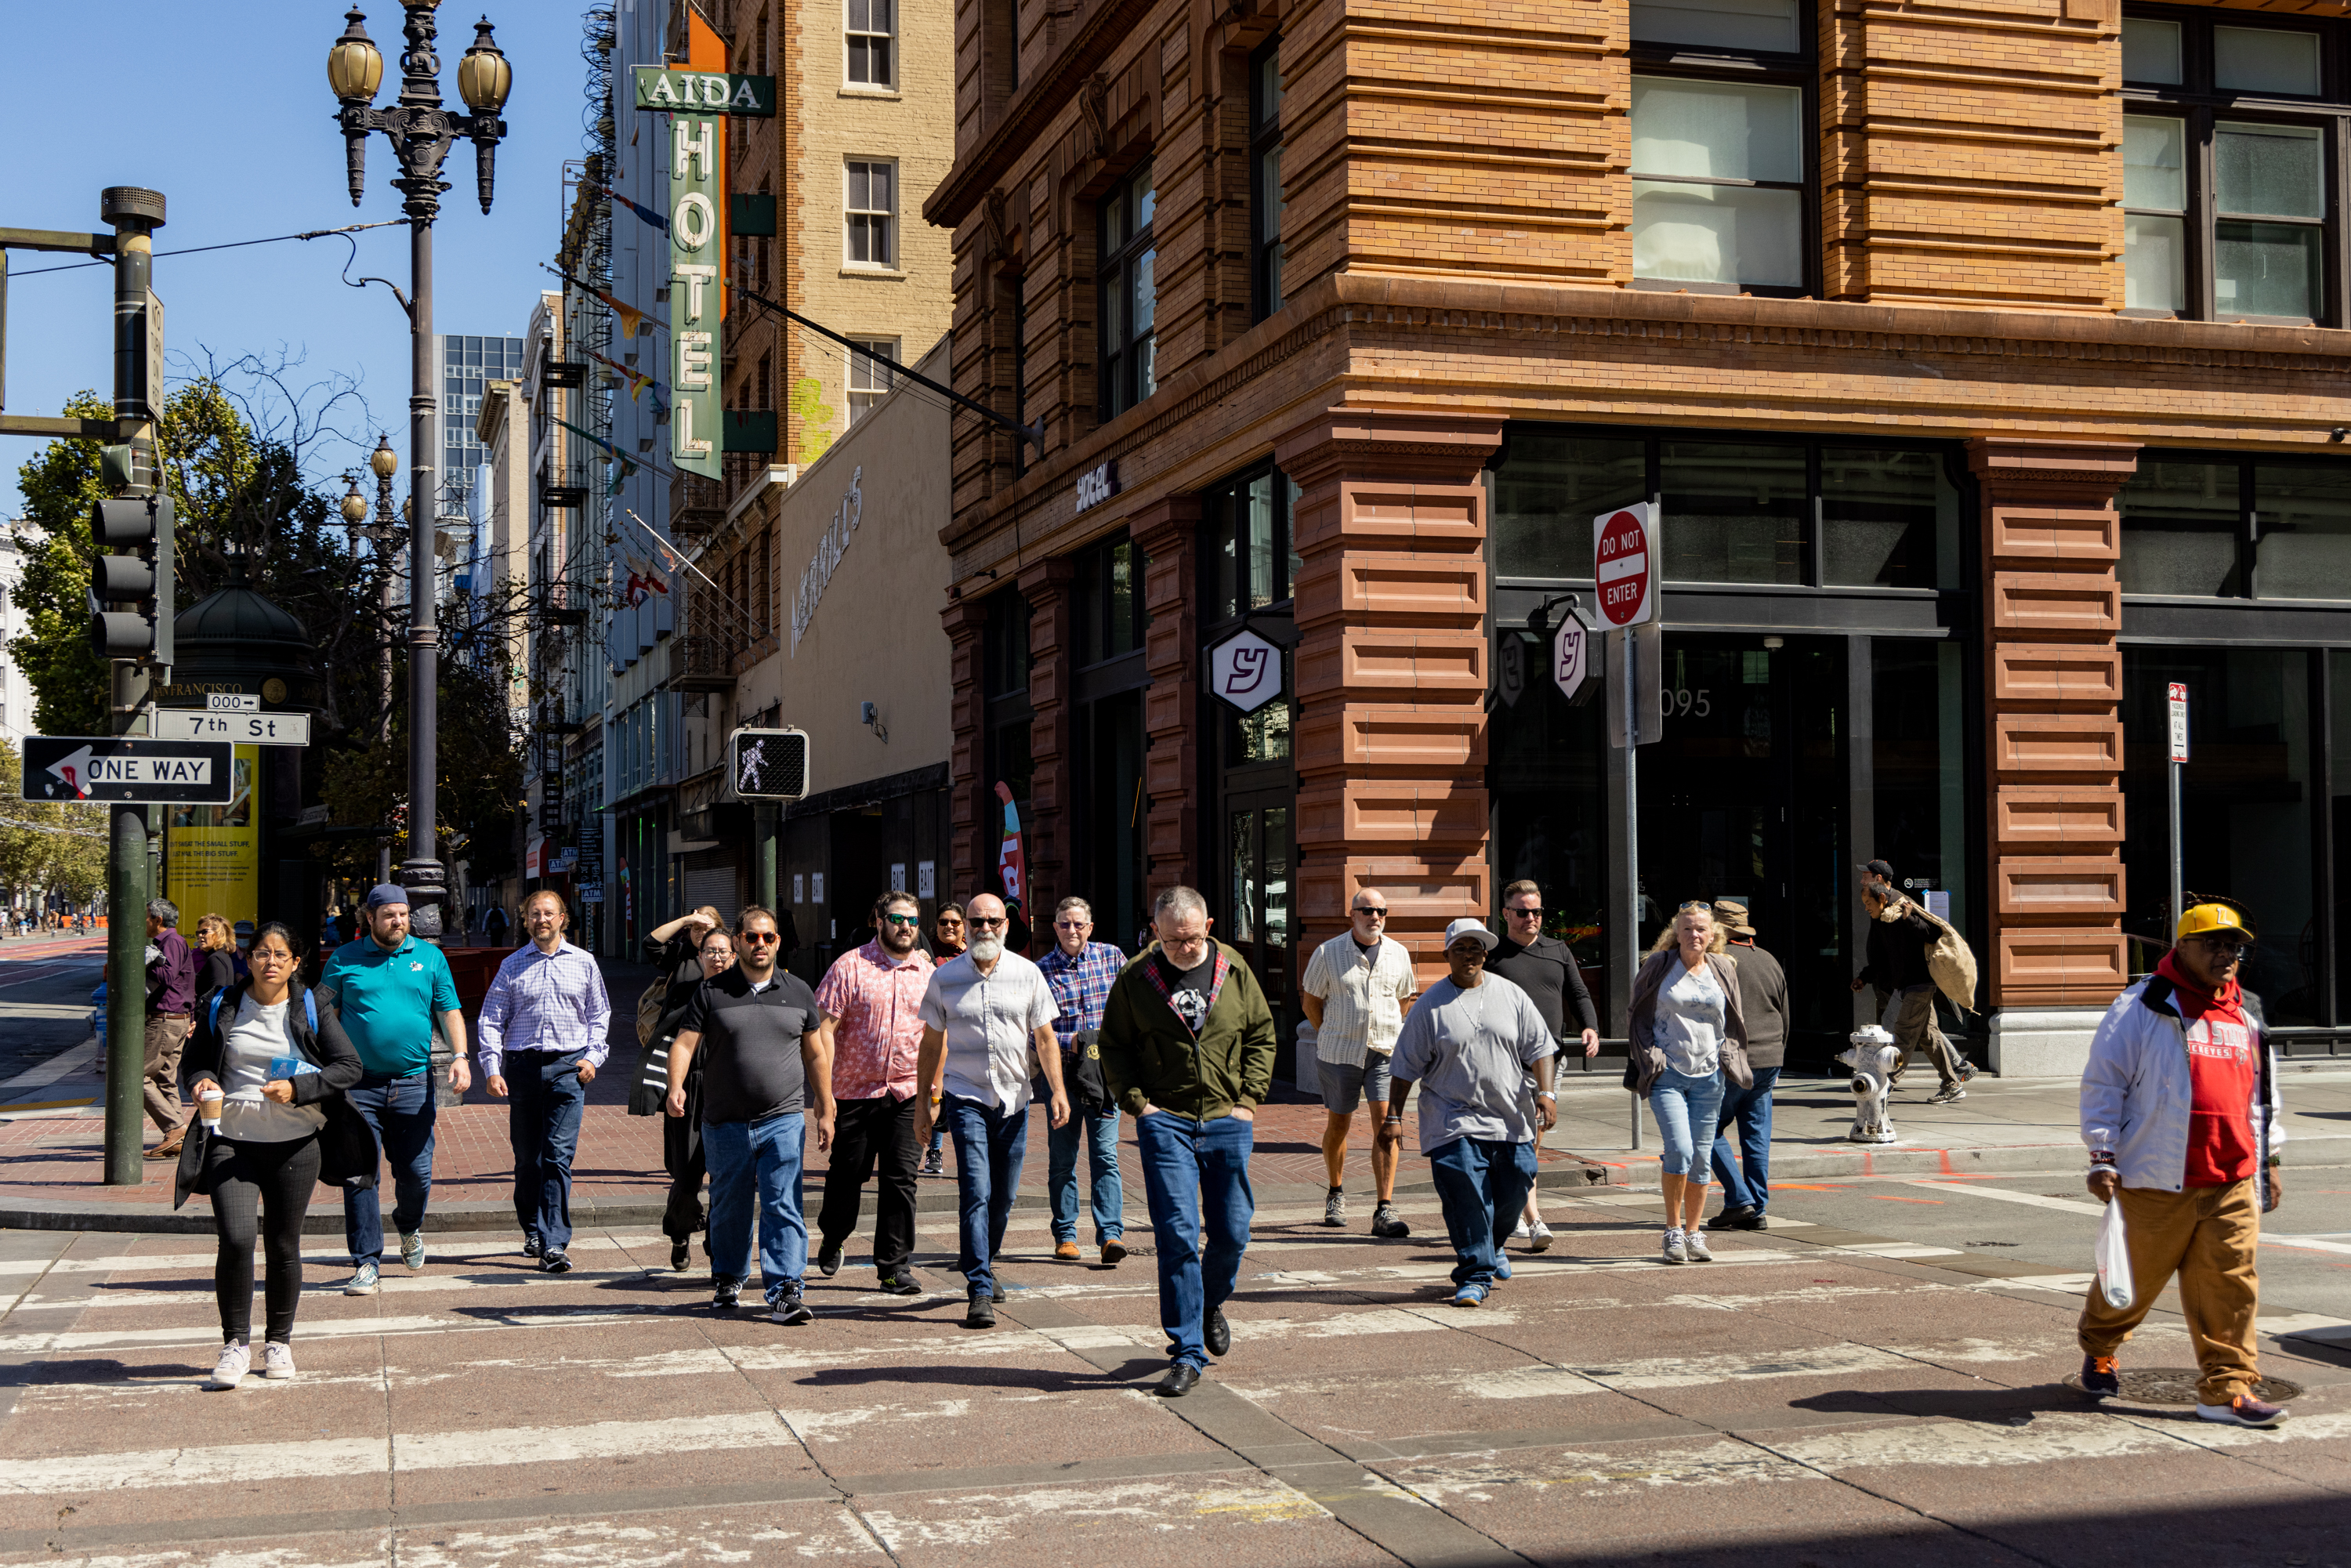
[0,937,103,1090]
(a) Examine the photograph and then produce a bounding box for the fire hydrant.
[1839,1025,1900,1144]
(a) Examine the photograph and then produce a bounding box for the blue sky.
[1,1,593,520]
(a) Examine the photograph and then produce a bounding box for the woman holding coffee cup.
[183,922,363,1389]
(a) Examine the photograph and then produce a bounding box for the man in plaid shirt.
[1038,896,1129,1265]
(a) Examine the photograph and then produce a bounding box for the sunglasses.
[1351,906,1388,918]
[1505,906,1544,918]
[1677,901,1712,913]
[2189,936,2251,955]
[741,931,781,945]
[969,916,1007,929]
[1053,918,1089,929]
[882,913,922,928]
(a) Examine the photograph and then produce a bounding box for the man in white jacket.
[2078,900,2287,1428]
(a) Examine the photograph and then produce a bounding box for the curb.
[0,1160,1617,1236]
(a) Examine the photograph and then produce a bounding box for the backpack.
[636,974,672,1047]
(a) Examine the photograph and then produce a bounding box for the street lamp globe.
[339,476,370,525]
[458,20,513,114]
[370,433,399,480]
[326,9,383,103]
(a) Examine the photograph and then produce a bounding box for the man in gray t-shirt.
[669,907,834,1324]
[1379,918,1559,1307]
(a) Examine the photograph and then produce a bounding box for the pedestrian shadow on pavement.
[1790,1384,2112,1424]
[796,1356,1166,1395]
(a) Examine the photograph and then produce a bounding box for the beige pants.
[2077,1179,2261,1406]
[142,1013,189,1135]
[1877,984,1965,1089]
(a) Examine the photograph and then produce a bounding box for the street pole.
[2168,682,2189,941]
[403,210,440,931]
[101,186,165,1185]
[1624,623,1641,1154]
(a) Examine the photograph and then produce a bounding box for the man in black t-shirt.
[1486,879,1600,1252]
[670,906,835,1324]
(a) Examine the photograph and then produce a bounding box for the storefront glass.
[2256,464,2351,601]
[1659,442,1807,584]
[1491,627,1609,1007]
[2122,646,2319,1024]
[2119,458,2243,596]
[1824,447,1962,589]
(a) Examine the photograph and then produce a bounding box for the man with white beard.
[915,893,1070,1327]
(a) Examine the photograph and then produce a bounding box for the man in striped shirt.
[479,890,614,1274]
[1301,889,1417,1238]
[1037,896,1129,1266]
[810,889,934,1295]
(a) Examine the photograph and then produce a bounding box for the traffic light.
[88,493,173,667]
[727,727,809,801]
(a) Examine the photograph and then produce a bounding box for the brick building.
[922,0,2351,1075]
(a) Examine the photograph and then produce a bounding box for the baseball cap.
[364,882,410,910]
[1444,917,1499,951]
[1858,859,1895,884]
[1712,899,1755,938]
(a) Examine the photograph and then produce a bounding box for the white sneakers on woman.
[208,1341,295,1388]
[1683,1230,1714,1262]
[1661,1229,1688,1263]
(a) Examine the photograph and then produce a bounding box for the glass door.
[1222,790,1294,1027]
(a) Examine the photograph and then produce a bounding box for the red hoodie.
[2157,952,2259,1186]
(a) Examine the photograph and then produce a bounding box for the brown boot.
[147,1128,186,1160]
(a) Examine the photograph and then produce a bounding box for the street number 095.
[1664,686,1710,718]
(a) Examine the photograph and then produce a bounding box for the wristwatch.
[1534,1091,1556,1102]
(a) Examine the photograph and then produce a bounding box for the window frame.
[846,0,896,89]
[1626,0,1820,300]
[2120,4,2349,327]
[1097,161,1158,420]
[1073,533,1150,668]
[2121,449,2351,604]
[846,337,897,425]
[1250,38,1286,321]
[843,158,897,270]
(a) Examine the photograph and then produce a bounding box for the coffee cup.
[197,1088,224,1127]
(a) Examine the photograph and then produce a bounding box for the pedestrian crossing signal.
[727,727,809,801]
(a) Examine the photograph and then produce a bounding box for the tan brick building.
[922,0,2351,1076]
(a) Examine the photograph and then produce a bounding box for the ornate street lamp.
[327,5,509,941]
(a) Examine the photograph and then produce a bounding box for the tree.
[0,740,108,913]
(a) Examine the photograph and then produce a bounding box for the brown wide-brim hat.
[1712,899,1755,938]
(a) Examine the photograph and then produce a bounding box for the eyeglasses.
[1053,918,1089,929]
[741,931,781,945]
[1351,906,1388,918]
[969,916,1007,929]
[882,913,922,928]
[1505,906,1544,918]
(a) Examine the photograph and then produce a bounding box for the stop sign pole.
[1594,502,1657,1144]
[2168,683,2189,936]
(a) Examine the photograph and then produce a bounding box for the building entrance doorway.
[1221,785,1295,1029]
[1636,633,1852,1048]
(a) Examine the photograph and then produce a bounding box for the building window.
[848,338,897,424]
[2121,8,2342,324]
[2121,452,2351,600]
[1628,0,1809,295]
[847,0,894,87]
[1205,468,1302,623]
[1099,162,1157,418]
[1074,536,1149,666]
[1251,42,1285,319]
[846,160,896,267]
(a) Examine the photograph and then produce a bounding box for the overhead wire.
[5,217,415,278]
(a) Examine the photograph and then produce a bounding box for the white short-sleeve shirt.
[918,949,1057,1111]
[1301,932,1417,1066]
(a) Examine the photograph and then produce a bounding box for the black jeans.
[816,1092,920,1277]
[209,1133,323,1345]
[664,1069,707,1242]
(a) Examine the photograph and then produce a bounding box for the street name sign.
[153,710,310,747]
[21,737,232,804]
[1593,504,1656,628]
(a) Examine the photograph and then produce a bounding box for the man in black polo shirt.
[1487,879,1599,1252]
[668,906,834,1324]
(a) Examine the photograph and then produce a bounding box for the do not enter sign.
[1593,504,1657,628]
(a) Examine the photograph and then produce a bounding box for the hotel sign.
[632,70,777,116]
[1074,458,1120,516]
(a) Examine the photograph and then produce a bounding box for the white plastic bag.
[2095,1197,2133,1310]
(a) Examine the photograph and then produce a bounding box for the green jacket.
[1099,940,1277,1119]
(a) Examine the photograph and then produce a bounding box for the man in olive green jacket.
[1099,885,1276,1399]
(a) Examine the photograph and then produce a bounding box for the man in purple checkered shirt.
[1038,896,1129,1266]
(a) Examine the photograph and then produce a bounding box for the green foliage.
[0,740,108,905]
[8,389,114,734]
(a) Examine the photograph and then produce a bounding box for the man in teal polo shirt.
[319,883,469,1295]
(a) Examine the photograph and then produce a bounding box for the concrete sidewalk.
[1547,1058,2351,1184]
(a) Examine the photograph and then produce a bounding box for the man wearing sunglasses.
[1487,880,1600,1251]
[1301,889,1418,1237]
[2078,900,2289,1429]
[810,891,936,1296]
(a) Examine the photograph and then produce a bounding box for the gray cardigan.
[1625,949,1752,1095]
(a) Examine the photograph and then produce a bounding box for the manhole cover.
[2063,1367,2305,1405]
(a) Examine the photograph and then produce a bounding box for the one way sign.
[20,737,233,804]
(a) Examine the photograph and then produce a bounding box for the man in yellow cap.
[2077,900,2288,1427]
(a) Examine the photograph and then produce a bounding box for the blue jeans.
[704,1114,808,1300]
[506,1050,587,1251]
[1648,1066,1726,1180]
[1710,1065,1780,1212]
[1427,1135,1538,1291]
[342,1070,437,1266]
[1048,1105,1124,1246]
[1136,1110,1254,1371]
[941,1095,1028,1297]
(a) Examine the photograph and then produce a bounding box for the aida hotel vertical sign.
[635,32,775,481]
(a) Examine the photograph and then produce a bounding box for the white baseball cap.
[1444,918,1499,951]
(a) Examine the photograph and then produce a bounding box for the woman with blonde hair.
[193,915,238,1017]
[1626,903,1751,1264]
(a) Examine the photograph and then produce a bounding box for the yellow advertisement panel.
[168,744,259,935]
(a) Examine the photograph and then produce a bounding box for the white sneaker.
[1509,1220,1532,1243]
[1661,1229,1688,1264]
[1683,1230,1714,1262]
[209,1342,251,1389]
[1528,1221,1554,1253]
[261,1342,297,1381]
